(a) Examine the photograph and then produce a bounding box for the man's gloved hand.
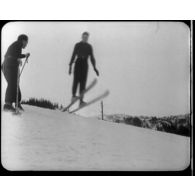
[69,66,72,75]
[94,67,99,76]
[25,53,30,58]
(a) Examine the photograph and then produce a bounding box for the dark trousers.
[72,59,88,99]
[2,64,21,104]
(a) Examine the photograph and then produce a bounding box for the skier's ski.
[62,79,97,112]
[69,90,109,113]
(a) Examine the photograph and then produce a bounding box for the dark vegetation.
[21,98,64,110]
[102,114,191,137]
[21,98,191,137]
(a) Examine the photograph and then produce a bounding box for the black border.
[0,20,193,176]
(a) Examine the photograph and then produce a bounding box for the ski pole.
[14,56,29,114]
[20,56,29,77]
[15,66,20,114]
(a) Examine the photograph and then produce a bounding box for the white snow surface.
[1,105,190,171]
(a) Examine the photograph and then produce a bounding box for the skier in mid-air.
[2,34,30,112]
[68,32,99,106]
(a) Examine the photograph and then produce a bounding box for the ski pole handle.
[25,53,30,63]
[26,55,30,63]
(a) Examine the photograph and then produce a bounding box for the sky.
[1,22,190,117]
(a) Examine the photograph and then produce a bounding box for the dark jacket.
[69,41,96,66]
[3,41,26,68]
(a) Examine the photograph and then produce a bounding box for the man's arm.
[18,49,26,59]
[90,45,96,68]
[15,44,30,66]
[8,43,26,59]
[69,44,77,67]
[68,44,77,75]
[90,46,99,76]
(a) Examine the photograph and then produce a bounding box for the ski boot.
[79,100,87,107]
[71,96,79,103]
[3,103,16,112]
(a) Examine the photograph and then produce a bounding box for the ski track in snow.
[1,105,190,171]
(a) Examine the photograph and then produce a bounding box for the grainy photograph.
[1,21,191,172]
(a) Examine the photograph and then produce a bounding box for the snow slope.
[1,105,190,171]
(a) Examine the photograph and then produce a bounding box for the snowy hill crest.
[1,105,190,171]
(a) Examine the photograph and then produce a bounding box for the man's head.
[81,32,89,43]
[17,34,28,48]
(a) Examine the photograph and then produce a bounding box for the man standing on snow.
[68,32,99,106]
[2,34,30,112]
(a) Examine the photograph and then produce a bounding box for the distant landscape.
[21,98,64,110]
[99,114,191,137]
[22,98,191,137]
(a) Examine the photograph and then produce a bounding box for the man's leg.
[4,68,18,103]
[79,64,88,104]
[3,67,17,111]
[5,82,13,104]
[72,70,79,101]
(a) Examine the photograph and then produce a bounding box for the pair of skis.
[62,79,109,113]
